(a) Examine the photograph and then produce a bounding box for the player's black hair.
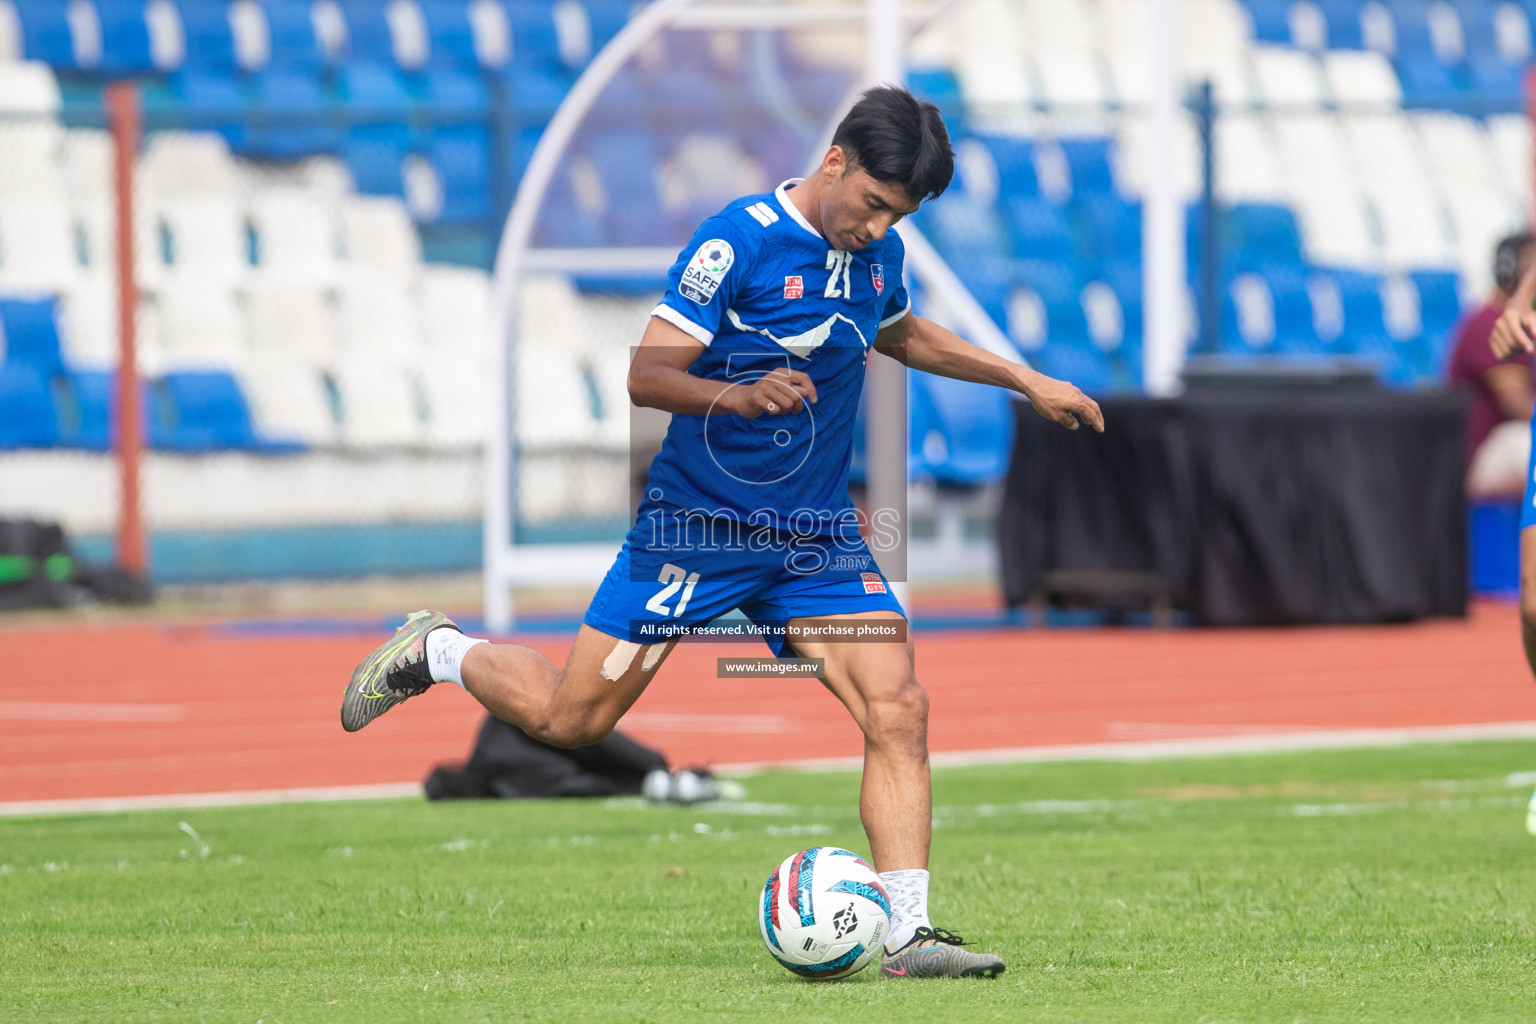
[831,85,954,204]
[1495,231,1536,295]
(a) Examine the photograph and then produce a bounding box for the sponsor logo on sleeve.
[870,264,885,296]
[861,572,887,594]
[784,275,803,299]
[679,239,735,305]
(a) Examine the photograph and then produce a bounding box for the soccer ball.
[758,846,891,979]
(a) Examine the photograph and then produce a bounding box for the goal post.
[483,0,1024,632]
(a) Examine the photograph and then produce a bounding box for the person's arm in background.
[1491,258,1536,358]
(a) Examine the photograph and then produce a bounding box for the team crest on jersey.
[861,572,887,594]
[680,239,735,304]
[784,275,803,299]
[870,264,885,296]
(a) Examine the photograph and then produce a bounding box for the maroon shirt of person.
[1447,302,1535,452]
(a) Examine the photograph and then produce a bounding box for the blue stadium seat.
[1411,269,1463,368]
[1468,55,1524,112]
[506,0,563,70]
[176,0,237,67]
[61,370,112,450]
[928,196,1013,263]
[13,0,77,67]
[1393,55,1459,108]
[585,131,659,206]
[250,69,335,159]
[1016,259,1092,348]
[1227,203,1304,266]
[908,67,964,131]
[340,0,396,64]
[338,63,415,155]
[585,0,631,55]
[1386,0,1441,57]
[976,135,1038,199]
[500,62,567,127]
[1261,264,1321,353]
[1056,138,1116,197]
[1317,0,1366,48]
[1032,343,1114,394]
[265,0,326,69]
[345,138,407,197]
[416,66,490,117]
[1324,267,1389,343]
[1005,198,1077,263]
[95,0,154,73]
[1079,195,1141,262]
[420,0,478,68]
[648,66,728,135]
[0,363,59,448]
[1243,0,1294,44]
[910,371,1014,487]
[0,298,65,376]
[1452,0,1502,57]
[153,370,257,451]
[427,126,492,223]
[171,68,248,148]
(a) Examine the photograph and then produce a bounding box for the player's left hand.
[1018,371,1104,432]
[1490,307,1536,360]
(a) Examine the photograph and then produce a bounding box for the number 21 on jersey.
[824,250,854,299]
[646,563,700,618]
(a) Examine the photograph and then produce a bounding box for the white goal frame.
[483,0,1025,632]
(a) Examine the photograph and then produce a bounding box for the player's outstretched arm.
[874,313,1104,432]
[628,315,818,418]
[1492,257,1536,359]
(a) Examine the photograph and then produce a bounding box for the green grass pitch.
[6,741,1536,1022]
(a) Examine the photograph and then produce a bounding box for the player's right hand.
[723,368,818,418]
[1490,308,1536,359]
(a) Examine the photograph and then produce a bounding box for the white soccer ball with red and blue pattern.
[758,846,891,979]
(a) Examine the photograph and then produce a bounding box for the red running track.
[5,602,1536,804]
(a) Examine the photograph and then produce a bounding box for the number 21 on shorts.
[646,563,700,617]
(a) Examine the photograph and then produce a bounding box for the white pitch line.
[0,783,420,818]
[0,702,185,723]
[7,721,1536,817]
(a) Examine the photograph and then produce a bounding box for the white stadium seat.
[418,357,490,448]
[140,132,241,204]
[337,276,423,359]
[0,60,62,113]
[1372,187,1455,268]
[516,344,598,448]
[248,188,337,283]
[1486,114,1533,210]
[1322,50,1402,107]
[1113,113,1202,199]
[154,199,249,286]
[1215,115,1286,201]
[1035,53,1111,108]
[156,285,246,366]
[589,346,632,451]
[58,280,121,370]
[957,52,1037,108]
[419,264,492,354]
[0,120,64,198]
[238,356,339,447]
[331,357,425,448]
[1250,46,1328,107]
[246,283,337,365]
[1410,113,1507,202]
[338,196,421,283]
[518,273,589,352]
[0,198,78,293]
[1293,192,1379,267]
[1443,191,1524,295]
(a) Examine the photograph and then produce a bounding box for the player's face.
[821,158,920,253]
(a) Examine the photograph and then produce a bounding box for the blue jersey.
[645,179,912,536]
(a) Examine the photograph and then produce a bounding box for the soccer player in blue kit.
[341,86,1104,978]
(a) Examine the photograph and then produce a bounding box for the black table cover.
[997,390,1470,625]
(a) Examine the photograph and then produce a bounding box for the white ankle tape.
[426,628,487,688]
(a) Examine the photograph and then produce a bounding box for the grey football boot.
[879,927,1006,979]
[340,610,459,732]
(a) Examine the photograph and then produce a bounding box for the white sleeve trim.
[878,300,913,329]
[651,303,714,345]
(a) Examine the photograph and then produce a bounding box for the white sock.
[879,868,932,952]
[425,627,488,689]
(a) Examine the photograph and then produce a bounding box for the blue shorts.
[583,524,905,658]
[1523,413,1536,531]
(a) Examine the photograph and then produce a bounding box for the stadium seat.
[420,0,477,67]
[907,66,964,130]
[1032,342,1114,394]
[344,137,407,197]
[155,285,245,367]
[1005,198,1077,263]
[250,68,336,159]
[248,189,337,283]
[500,61,567,127]
[1250,46,1328,107]
[925,195,1012,264]
[516,343,597,446]
[1324,266,1390,342]
[505,0,562,69]
[12,0,77,67]
[338,196,421,281]
[57,282,118,370]
[153,369,258,451]
[337,276,423,358]
[1055,137,1116,198]
[419,264,490,353]
[175,0,237,67]
[0,361,59,448]
[585,0,630,56]
[1035,54,1110,108]
[1243,0,1294,43]
[338,63,414,193]
[957,52,1036,108]
[416,64,489,116]
[170,69,249,149]
[0,297,65,376]
[339,0,395,64]
[976,134,1038,200]
[912,370,1014,486]
[94,0,154,73]
[1322,49,1405,106]
[246,283,337,364]
[331,357,424,447]
[426,126,492,223]
[264,0,325,69]
[155,199,249,286]
[0,198,77,293]
[237,355,336,446]
[1467,53,1524,111]
[418,356,488,447]
[1078,194,1142,262]
[466,0,511,67]
[58,368,119,449]
[384,0,429,69]
[1394,54,1460,108]
[1317,0,1367,48]
[1214,116,1286,201]
[1227,203,1305,265]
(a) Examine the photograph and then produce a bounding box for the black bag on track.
[424,713,668,800]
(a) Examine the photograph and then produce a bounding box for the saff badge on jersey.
[870,264,885,297]
[679,239,735,304]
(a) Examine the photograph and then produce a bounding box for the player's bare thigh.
[784,610,919,728]
[468,624,678,747]
[1519,527,1536,625]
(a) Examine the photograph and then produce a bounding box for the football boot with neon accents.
[340,610,458,732]
[879,927,1005,979]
